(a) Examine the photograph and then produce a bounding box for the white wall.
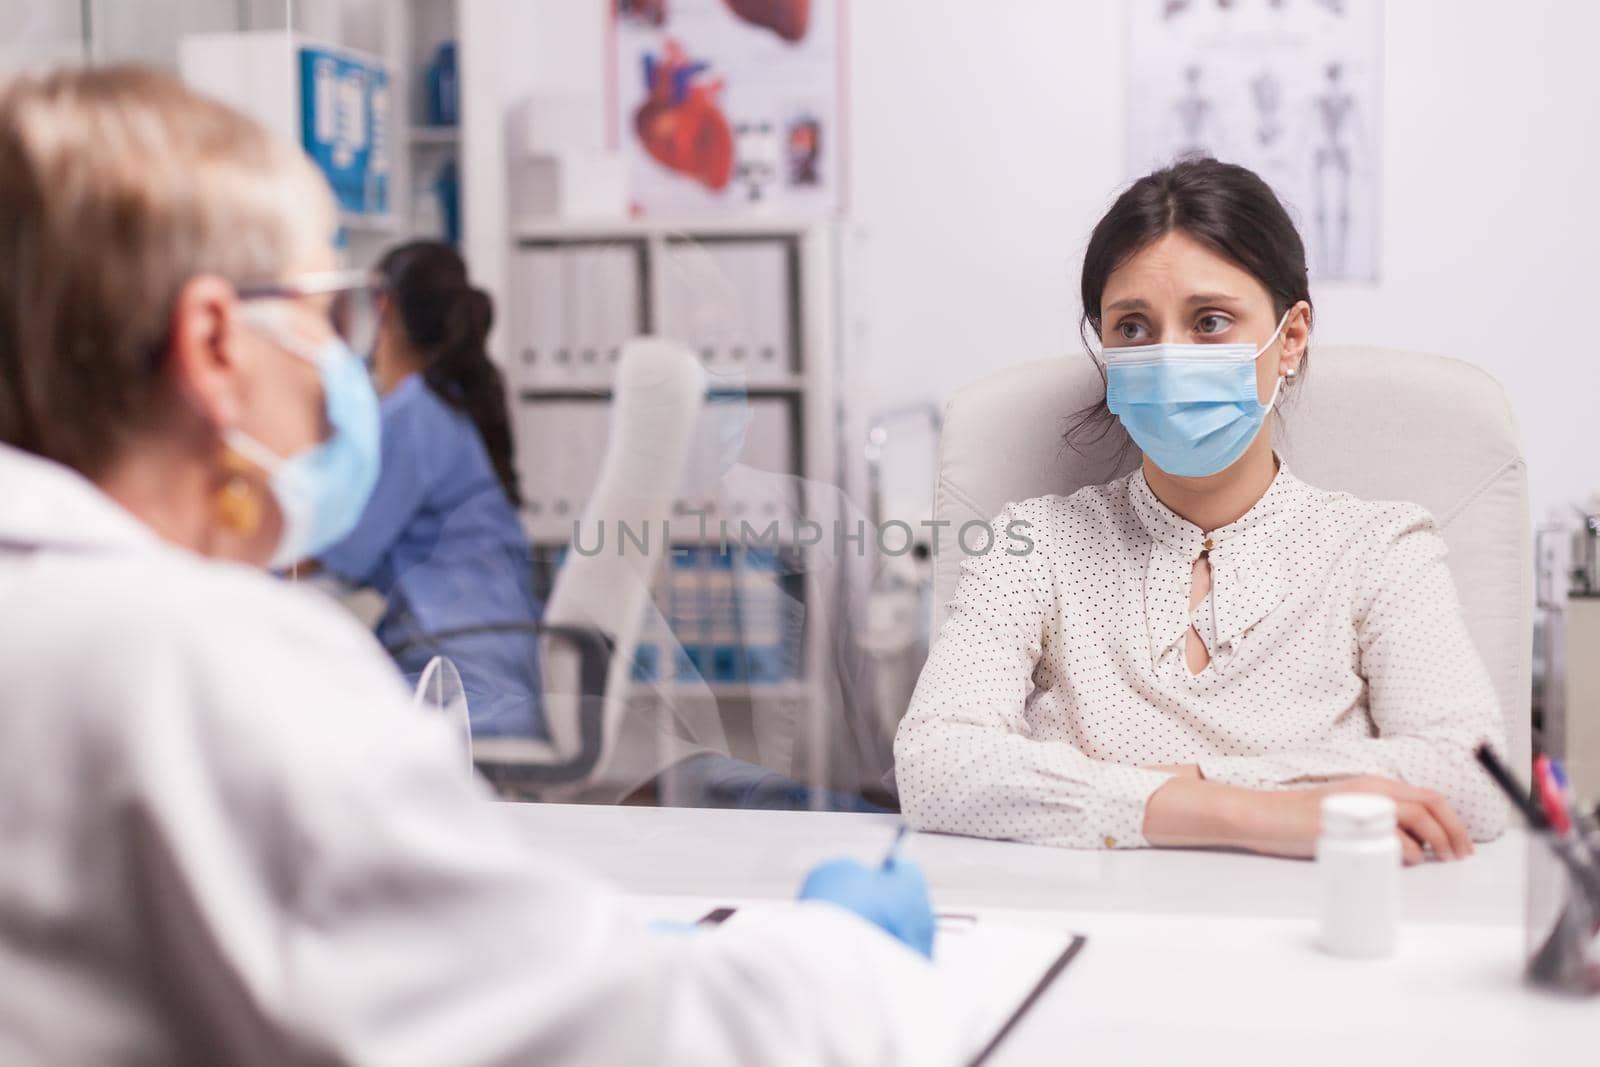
[466,0,1600,520]
[77,0,290,70]
[0,0,86,71]
[1315,0,1600,521]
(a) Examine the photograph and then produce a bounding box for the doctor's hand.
[798,856,936,958]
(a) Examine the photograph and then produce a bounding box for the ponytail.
[376,241,522,507]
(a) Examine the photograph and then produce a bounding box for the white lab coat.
[0,444,966,1066]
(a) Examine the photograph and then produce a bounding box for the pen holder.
[1524,830,1600,995]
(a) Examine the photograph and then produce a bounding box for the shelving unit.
[507,218,846,789]
[400,0,461,245]
[177,28,395,268]
[511,217,830,240]
[176,0,462,266]
[517,377,808,401]
[508,220,837,532]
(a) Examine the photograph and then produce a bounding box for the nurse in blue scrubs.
[319,241,544,738]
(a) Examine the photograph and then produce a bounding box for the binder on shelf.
[565,248,604,384]
[705,242,756,376]
[514,400,611,540]
[510,243,644,390]
[659,239,738,369]
[676,396,797,529]
[658,237,795,384]
[508,246,569,391]
[731,239,793,380]
[733,398,801,522]
[567,244,643,386]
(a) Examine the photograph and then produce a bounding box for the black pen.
[1474,744,1549,830]
[1476,744,1600,905]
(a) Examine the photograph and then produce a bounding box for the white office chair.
[929,344,1532,775]
[468,337,707,793]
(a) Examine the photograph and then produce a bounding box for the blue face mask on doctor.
[1103,309,1292,479]
[226,328,381,570]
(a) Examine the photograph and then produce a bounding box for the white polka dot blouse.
[894,461,1509,849]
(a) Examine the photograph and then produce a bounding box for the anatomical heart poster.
[612,0,842,218]
[1126,0,1382,282]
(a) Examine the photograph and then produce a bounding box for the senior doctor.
[0,66,956,1066]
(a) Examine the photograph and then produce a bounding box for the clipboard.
[697,907,1087,1065]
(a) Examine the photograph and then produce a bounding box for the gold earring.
[215,449,263,536]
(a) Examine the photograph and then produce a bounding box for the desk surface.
[503,802,1526,922]
[505,804,1593,1064]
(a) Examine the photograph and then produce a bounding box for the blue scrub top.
[319,373,545,738]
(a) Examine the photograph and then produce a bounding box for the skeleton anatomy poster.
[612,0,842,218]
[1126,0,1382,282]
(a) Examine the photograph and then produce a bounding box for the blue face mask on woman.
[1103,309,1291,478]
[227,333,381,569]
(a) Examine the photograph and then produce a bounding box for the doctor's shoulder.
[39,547,410,728]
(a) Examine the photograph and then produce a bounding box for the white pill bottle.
[1317,793,1401,958]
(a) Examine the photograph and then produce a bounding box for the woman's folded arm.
[894,502,1173,848]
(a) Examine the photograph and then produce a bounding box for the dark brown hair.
[376,241,521,507]
[1067,156,1313,450]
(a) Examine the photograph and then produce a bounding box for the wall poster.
[612,0,843,218]
[1126,0,1382,281]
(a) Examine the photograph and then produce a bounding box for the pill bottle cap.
[1320,793,1397,840]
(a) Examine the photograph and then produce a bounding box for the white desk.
[505,804,1594,1064]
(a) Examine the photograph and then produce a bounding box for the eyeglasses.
[237,269,381,357]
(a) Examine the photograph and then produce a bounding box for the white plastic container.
[1316,793,1400,958]
[506,93,626,221]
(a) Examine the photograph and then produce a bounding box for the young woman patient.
[895,158,1507,862]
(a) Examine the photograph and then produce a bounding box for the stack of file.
[505,241,645,391]
[659,237,796,385]
[513,400,612,541]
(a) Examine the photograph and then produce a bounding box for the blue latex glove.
[797,855,936,958]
